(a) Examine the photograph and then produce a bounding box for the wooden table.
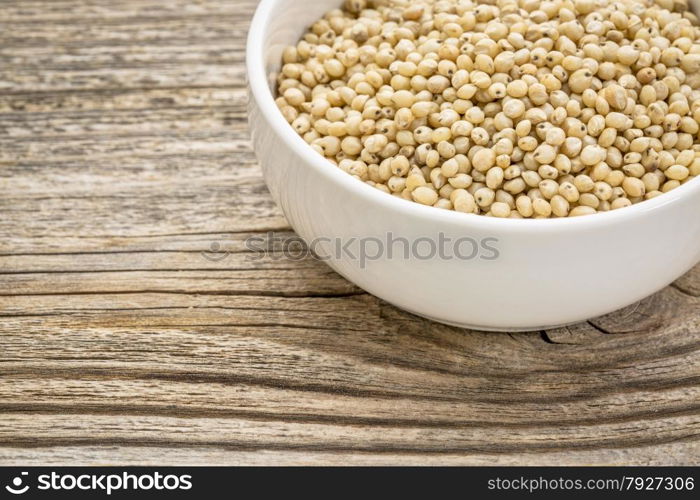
[1,0,698,466]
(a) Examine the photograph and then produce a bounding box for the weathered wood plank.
[1,0,257,24]
[1,412,698,454]
[0,0,698,466]
[0,88,246,113]
[1,288,698,399]
[2,372,696,424]
[2,442,697,466]
[675,265,700,297]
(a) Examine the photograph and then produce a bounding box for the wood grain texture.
[0,0,698,466]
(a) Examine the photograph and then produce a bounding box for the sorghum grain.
[277,0,700,218]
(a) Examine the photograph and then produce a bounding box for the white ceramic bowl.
[247,0,700,331]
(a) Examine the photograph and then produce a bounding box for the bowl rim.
[246,0,700,232]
